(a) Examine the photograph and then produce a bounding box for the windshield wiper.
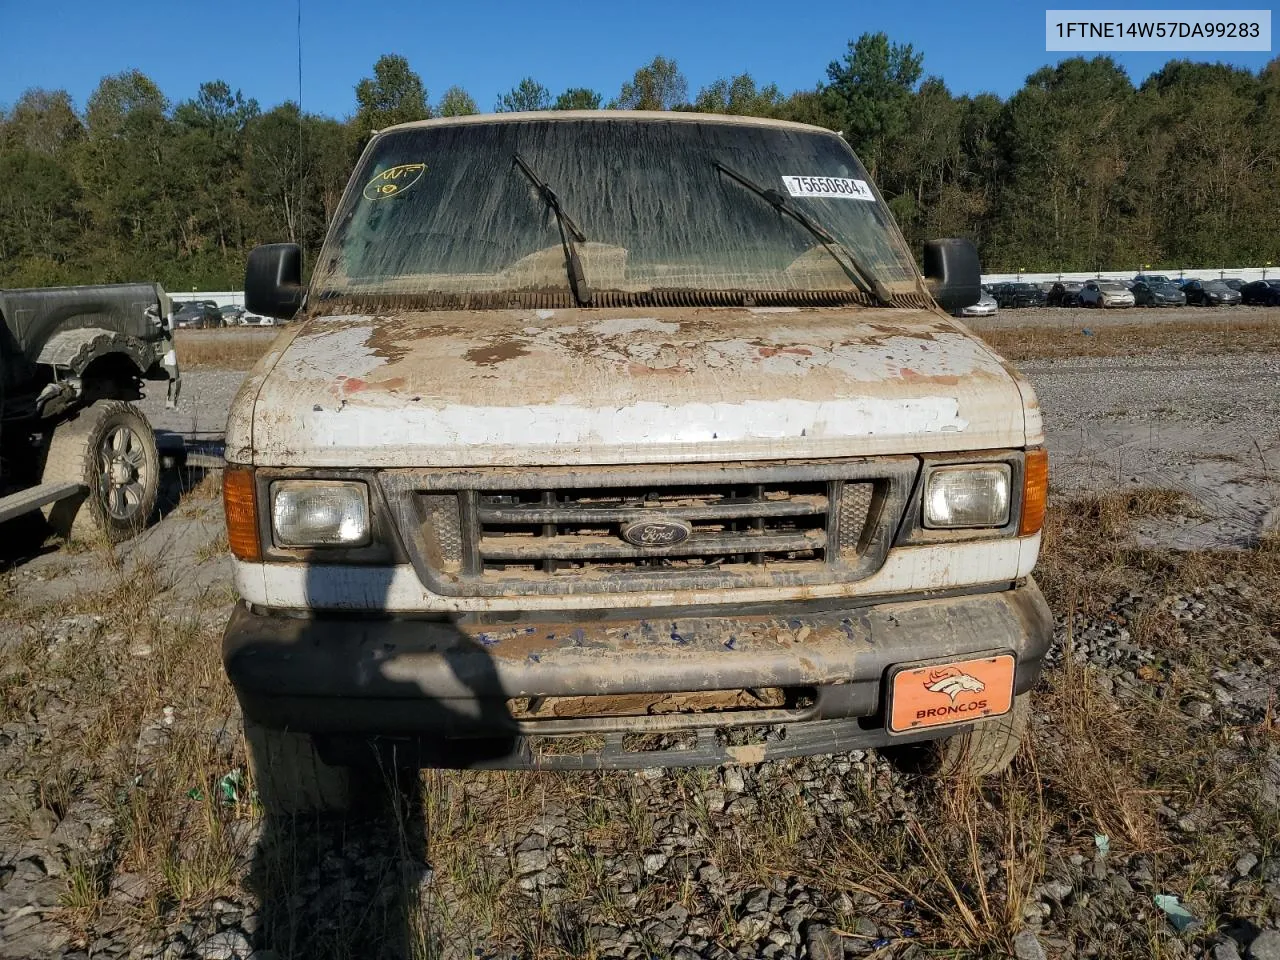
[713,161,892,306]
[513,152,591,305]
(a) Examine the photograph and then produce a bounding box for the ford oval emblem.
[621,517,693,547]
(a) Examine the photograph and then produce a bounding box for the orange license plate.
[888,654,1015,734]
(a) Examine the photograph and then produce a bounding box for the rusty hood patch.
[249,306,1034,467]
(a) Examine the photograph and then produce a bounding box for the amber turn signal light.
[1019,448,1048,536]
[223,466,261,561]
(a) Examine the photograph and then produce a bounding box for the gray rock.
[1249,930,1280,960]
[802,923,842,960]
[1213,942,1243,960]
[1013,929,1049,960]
[1236,853,1260,876]
[742,888,770,914]
[26,807,60,839]
[193,930,252,960]
[735,915,770,940]
[847,916,877,939]
[642,851,669,874]
[722,768,745,793]
[514,848,550,876]
[1040,880,1073,901]
[110,872,149,902]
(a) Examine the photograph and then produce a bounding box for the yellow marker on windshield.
[362,163,427,200]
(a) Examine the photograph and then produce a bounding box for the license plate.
[888,654,1015,734]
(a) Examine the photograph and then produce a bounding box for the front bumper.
[225,580,1053,768]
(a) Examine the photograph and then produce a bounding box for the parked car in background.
[1221,278,1246,292]
[957,290,998,317]
[1241,279,1280,306]
[1079,279,1135,308]
[1047,281,1083,306]
[995,282,1047,308]
[1182,279,1242,306]
[173,300,223,328]
[1133,273,1173,286]
[1132,280,1186,307]
[220,304,246,325]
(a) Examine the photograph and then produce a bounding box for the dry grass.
[977,318,1280,361]
[1,546,251,947]
[3,485,1278,958]
[174,329,279,370]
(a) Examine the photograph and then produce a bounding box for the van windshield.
[312,116,921,306]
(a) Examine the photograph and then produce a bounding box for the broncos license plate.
[887,654,1016,734]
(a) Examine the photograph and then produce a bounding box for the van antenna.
[296,0,305,248]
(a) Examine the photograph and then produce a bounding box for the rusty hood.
[234,306,1040,467]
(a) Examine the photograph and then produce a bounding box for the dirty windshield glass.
[312,117,920,303]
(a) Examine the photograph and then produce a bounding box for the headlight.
[924,465,1011,529]
[271,480,370,546]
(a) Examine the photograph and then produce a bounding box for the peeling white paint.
[589,317,680,335]
[307,395,967,450]
[276,321,386,381]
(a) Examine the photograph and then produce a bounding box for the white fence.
[982,266,1276,285]
[168,290,246,310]
[173,266,1278,308]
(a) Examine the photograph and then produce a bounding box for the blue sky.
[1,0,1274,115]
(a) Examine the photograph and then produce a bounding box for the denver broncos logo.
[924,668,986,701]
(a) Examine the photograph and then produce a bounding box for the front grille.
[474,479,851,576]
[379,459,916,597]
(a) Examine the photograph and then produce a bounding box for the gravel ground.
[2,314,1277,960]
[1,508,1277,960]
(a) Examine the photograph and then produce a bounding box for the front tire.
[42,400,160,543]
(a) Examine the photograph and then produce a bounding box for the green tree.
[0,149,84,280]
[553,87,603,110]
[436,86,478,117]
[823,33,923,178]
[1,89,83,157]
[693,73,784,116]
[172,81,260,257]
[613,56,688,110]
[496,77,552,112]
[354,54,429,132]
[77,70,177,280]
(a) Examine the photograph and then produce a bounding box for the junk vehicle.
[0,283,178,541]
[994,282,1047,309]
[221,112,1051,812]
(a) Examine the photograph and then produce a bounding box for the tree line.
[1,36,1277,291]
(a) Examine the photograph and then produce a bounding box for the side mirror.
[923,238,982,312]
[245,243,304,320]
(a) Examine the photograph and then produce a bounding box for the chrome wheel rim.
[96,424,149,520]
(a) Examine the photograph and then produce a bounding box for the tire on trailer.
[42,400,160,544]
[893,693,1031,779]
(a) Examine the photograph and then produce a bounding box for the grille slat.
[477,494,828,525]
[479,530,827,561]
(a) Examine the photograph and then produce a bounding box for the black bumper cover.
[224,580,1053,769]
